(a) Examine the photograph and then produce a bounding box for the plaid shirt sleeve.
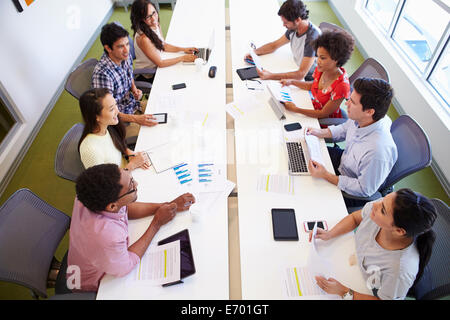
[92,67,115,94]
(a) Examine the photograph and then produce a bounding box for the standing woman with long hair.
[310,188,437,300]
[130,0,198,82]
[78,88,150,171]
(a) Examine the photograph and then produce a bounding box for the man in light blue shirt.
[306,78,397,207]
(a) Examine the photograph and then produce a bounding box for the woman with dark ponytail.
[308,188,437,300]
[130,0,198,81]
[78,88,151,171]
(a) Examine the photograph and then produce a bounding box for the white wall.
[329,0,450,194]
[0,0,113,189]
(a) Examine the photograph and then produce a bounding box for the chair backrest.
[378,115,432,193]
[55,123,85,182]
[413,198,450,300]
[64,58,98,100]
[349,57,390,88]
[318,21,345,33]
[0,189,71,298]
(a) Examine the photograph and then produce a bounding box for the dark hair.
[278,0,309,22]
[353,77,394,121]
[76,164,123,212]
[312,30,355,67]
[130,0,164,51]
[78,88,127,156]
[100,23,130,54]
[393,188,437,287]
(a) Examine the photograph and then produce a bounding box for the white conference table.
[96,0,229,300]
[229,0,372,299]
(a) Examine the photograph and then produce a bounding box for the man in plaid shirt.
[92,23,157,137]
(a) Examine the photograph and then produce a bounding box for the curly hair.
[75,164,122,213]
[353,77,394,121]
[278,0,309,22]
[312,30,355,67]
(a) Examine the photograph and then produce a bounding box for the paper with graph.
[132,240,181,285]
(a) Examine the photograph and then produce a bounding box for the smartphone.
[284,122,302,132]
[152,113,167,124]
[172,83,186,90]
[303,220,328,232]
[271,208,299,241]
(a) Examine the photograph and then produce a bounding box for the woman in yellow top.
[78,88,150,171]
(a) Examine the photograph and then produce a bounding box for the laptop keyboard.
[286,142,308,173]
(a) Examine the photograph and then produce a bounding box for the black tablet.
[236,66,259,80]
[158,229,196,286]
[153,113,167,124]
[271,208,299,241]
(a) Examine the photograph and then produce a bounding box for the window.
[392,1,449,73]
[0,97,16,145]
[363,0,450,110]
[429,41,450,106]
[365,0,400,32]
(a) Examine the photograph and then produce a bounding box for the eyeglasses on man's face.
[117,176,137,200]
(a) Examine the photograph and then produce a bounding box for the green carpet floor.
[0,2,447,300]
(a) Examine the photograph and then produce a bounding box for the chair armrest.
[342,191,382,202]
[318,118,348,127]
[134,67,157,76]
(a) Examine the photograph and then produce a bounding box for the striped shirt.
[92,53,140,114]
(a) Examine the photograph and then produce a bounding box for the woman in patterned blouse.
[280,30,354,119]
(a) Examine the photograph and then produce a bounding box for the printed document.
[257,174,295,195]
[305,134,324,165]
[132,240,181,285]
[283,224,339,299]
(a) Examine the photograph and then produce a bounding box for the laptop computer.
[285,133,323,176]
[158,229,196,287]
[184,30,215,65]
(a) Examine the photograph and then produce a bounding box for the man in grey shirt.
[306,78,397,207]
[244,0,320,81]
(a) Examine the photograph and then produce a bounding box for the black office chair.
[64,58,98,100]
[0,189,69,298]
[55,123,85,182]
[0,189,96,300]
[345,115,432,213]
[407,198,450,300]
[318,21,345,33]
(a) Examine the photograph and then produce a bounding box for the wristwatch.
[342,288,354,300]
